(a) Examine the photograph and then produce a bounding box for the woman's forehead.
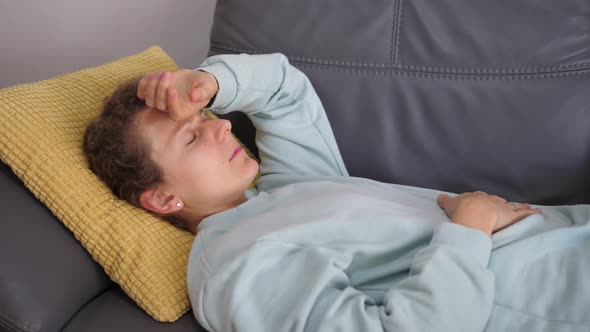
[134,109,182,151]
[136,109,208,154]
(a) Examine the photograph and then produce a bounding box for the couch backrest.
[209,0,590,204]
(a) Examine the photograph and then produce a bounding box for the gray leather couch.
[2,0,589,331]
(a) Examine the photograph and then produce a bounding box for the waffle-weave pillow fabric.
[0,46,248,322]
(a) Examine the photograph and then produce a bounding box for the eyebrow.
[163,113,203,147]
[167,120,192,146]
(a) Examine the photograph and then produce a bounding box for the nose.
[214,119,232,142]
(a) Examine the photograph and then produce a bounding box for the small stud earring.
[176,202,182,208]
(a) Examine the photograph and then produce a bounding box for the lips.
[229,146,242,161]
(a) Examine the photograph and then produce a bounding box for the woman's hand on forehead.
[137,69,219,122]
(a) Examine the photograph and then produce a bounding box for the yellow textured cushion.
[0,46,255,322]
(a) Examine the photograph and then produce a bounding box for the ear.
[139,187,182,215]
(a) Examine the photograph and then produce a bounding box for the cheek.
[165,159,214,196]
[183,146,226,176]
[173,144,237,182]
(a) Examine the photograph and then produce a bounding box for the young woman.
[84,53,590,331]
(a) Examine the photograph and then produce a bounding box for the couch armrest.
[0,161,112,332]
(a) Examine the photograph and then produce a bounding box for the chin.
[244,159,260,182]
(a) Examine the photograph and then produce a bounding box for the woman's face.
[135,108,259,219]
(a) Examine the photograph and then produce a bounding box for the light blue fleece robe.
[186,53,590,332]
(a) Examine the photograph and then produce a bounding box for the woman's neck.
[185,193,248,234]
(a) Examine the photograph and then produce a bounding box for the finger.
[513,203,531,209]
[190,87,207,103]
[145,72,162,108]
[166,87,180,118]
[137,74,153,99]
[495,208,539,232]
[437,194,451,208]
[529,207,543,214]
[155,72,173,111]
[510,203,532,211]
[514,207,541,219]
[166,88,184,121]
[190,82,215,104]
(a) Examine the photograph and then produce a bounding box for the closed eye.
[187,133,196,145]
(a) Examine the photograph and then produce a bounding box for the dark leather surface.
[397,0,590,68]
[0,162,111,332]
[61,286,203,332]
[210,0,590,205]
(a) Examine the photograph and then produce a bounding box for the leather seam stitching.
[393,0,404,65]
[390,0,397,65]
[292,62,590,80]
[210,41,388,67]
[209,42,590,74]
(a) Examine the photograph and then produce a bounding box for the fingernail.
[163,72,170,79]
[145,74,153,81]
[191,91,199,101]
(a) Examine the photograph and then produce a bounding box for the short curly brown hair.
[83,79,188,230]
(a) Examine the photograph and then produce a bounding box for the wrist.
[195,61,237,110]
[452,218,494,237]
[197,70,219,91]
[205,93,217,109]
[196,69,219,109]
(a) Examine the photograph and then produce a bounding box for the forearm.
[196,53,300,112]
[196,53,348,180]
[194,225,495,332]
[380,221,495,331]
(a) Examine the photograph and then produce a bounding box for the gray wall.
[0,0,216,88]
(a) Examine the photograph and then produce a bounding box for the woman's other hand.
[437,192,542,237]
[137,69,219,121]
